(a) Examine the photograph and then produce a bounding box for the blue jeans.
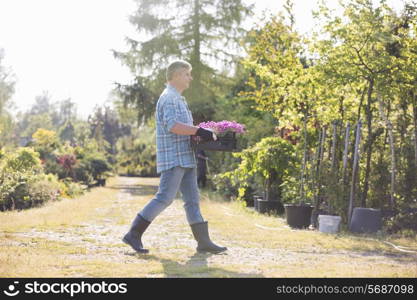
[139,166,204,225]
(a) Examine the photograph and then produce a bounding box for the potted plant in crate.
[191,120,245,152]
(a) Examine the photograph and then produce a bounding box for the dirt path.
[1,176,416,277]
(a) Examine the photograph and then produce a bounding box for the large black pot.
[258,199,284,214]
[284,204,314,229]
[349,207,382,233]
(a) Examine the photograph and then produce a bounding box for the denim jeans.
[139,166,204,225]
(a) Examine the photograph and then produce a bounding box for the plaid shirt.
[155,84,196,173]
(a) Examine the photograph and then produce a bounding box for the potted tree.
[231,137,296,214]
[282,118,314,229]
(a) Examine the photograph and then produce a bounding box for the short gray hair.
[166,60,192,81]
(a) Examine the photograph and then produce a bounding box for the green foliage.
[0,49,15,148]
[0,165,62,211]
[386,209,417,234]
[116,122,156,177]
[113,0,253,122]
[2,147,42,173]
[31,128,60,160]
[222,137,298,202]
[240,0,417,222]
[60,178,86,198]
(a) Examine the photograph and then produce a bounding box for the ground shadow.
[125,251,262,278]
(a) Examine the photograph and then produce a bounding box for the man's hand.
[196,127,217,142]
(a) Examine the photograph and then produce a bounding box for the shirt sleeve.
[161,96,180,132]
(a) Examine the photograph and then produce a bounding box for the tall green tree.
[0,49,15,148]
[113,0,253,123]
[241,0,417,214]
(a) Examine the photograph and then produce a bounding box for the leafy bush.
[24,174,62,208]
[211,173,239,200]
[116,124,157,177]
[31,128,59,160]
[0,171,62,211]
[386,209,417,234]
[74,151,112,186]
[222,137,298,203]
[2,147,42,173]
[61,178,86,198]
[0,148,64,211]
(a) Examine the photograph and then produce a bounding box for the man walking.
[122,60,227,254]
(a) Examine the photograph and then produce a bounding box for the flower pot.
[257,199,284,214]
[97,178,106,186]
[284,204,313,229]
[192,132,238,152]
[318,215,342,234]
[349,207,382,233]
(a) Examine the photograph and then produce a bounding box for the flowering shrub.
[198,120,245,134]
[57,154,77,179]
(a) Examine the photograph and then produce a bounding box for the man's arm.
[170,122,217,141]
[170,122,199,135]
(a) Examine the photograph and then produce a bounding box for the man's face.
[173,67,193,91]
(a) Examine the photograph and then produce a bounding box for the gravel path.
[8,176,417,277]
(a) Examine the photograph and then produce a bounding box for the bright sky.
[0,0,406,119]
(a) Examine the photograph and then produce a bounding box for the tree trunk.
[377,92,396,209]
[341,122,351,216]
[331,120,338,170]
[361,79,374,207]
[265,171,279,202]
[348,120,362,225]
[342,122,351,180]
[412,91,417,169]
[314,127,326,210]
[299,116,308,201]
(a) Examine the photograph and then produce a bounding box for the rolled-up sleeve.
[162,97,179,132]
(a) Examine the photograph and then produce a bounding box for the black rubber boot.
[122,214,151,254]
[190,221,227,254]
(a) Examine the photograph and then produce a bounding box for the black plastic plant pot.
[349,207,382,233]
[284,204,314,229]
[192,132,238,152]
[258,200,284,214]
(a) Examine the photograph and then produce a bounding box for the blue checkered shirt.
[155,84,196,173]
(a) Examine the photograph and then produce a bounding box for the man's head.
[166,60,192,93]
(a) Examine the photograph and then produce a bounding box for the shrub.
[74,152,112,186]
[25,174,62,208]
[0,171,62,211]
[61,178,86,198]
[386,209,417,234]
[2,147,42,173]
[222,136,298,202]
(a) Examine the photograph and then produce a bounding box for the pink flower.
[198,120,246,134]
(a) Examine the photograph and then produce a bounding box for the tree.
[312,0,417,209]
[113,0,253,123]
[241,0,417,215]
[0,49,15,148]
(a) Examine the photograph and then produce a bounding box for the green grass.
[0,176,416,277]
